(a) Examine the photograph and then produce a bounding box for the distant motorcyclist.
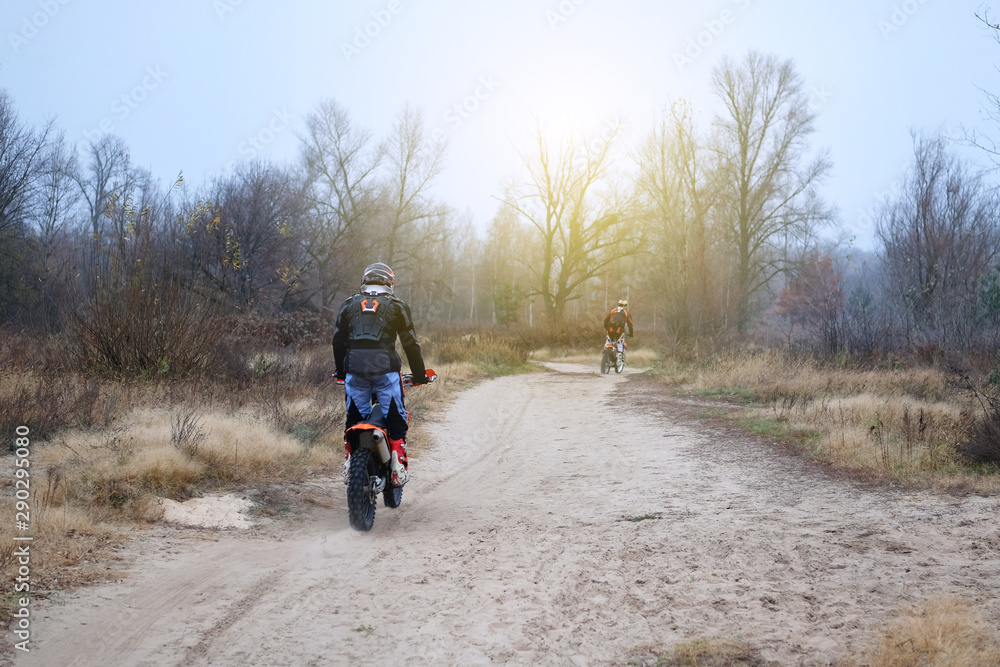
[333,262,428,487]
[603,299,634,342]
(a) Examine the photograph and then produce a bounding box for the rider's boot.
[388,437,409,486]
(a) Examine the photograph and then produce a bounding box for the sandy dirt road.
[16,362,1000,666]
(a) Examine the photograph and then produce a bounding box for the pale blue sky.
[2,0,997,250]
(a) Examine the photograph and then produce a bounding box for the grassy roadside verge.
[519,336,995,496]
[648,349,1000,494]
[0,328,538,625]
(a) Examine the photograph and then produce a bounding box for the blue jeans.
[344,372,408,439]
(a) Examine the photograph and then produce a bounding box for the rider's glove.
[410,370,436,385]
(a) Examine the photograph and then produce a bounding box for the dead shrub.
[283,395,345,446]
[0,375,103,444]
[224,311,334,350]
[300,347,336,387]
[430,331,531,374]
[0,329,68,374]
[956,382,1000,465]
[170,409,208,458]
[68,266,226,379]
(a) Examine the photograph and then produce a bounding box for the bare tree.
[68,134,134,285]
[434,214,479,323]
[504,124,641,324]
[369,105,455,315]
[298,99,382,309]
[71,135,130,241]
[30,133,82,327]
[482,204,532,325]
[0,90,52,238]
[376,105,451,271]
[876,133,1000,348]
[635,102,722,337]
[773,252,845,354]
[70,174,224,379]
[188,160,307,314]
[966,8,1000,166]
[0,91,57,324]
[34,133,79,257]
[711,51,833,332]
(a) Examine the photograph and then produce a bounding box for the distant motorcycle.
[601,334,626,374]
[342,370,436,531]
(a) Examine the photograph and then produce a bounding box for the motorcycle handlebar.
[332,369,437,388]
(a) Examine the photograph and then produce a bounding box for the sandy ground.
[14,362,1000,666]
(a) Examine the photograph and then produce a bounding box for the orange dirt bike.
[342,370,437,531]
[601,333,627,374]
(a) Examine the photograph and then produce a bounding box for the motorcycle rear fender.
[344,423,391,464]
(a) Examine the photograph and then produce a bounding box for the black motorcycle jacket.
[603,307,634,337]
[333,290,427,380]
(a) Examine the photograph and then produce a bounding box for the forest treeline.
[2,50,1000,376]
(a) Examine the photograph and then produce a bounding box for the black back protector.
[350,294,392,344]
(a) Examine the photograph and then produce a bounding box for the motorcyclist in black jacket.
[333,262,428,486]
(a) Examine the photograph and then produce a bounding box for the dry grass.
[846,597,1000,667]
[429,331,534,375]
[35,407,311,516]
[693,350,952,402]
[625,637,773,666]
[0,496,122,624]
[187,412,303,477]
[770,393,972,483]
[662,350,1000,492]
